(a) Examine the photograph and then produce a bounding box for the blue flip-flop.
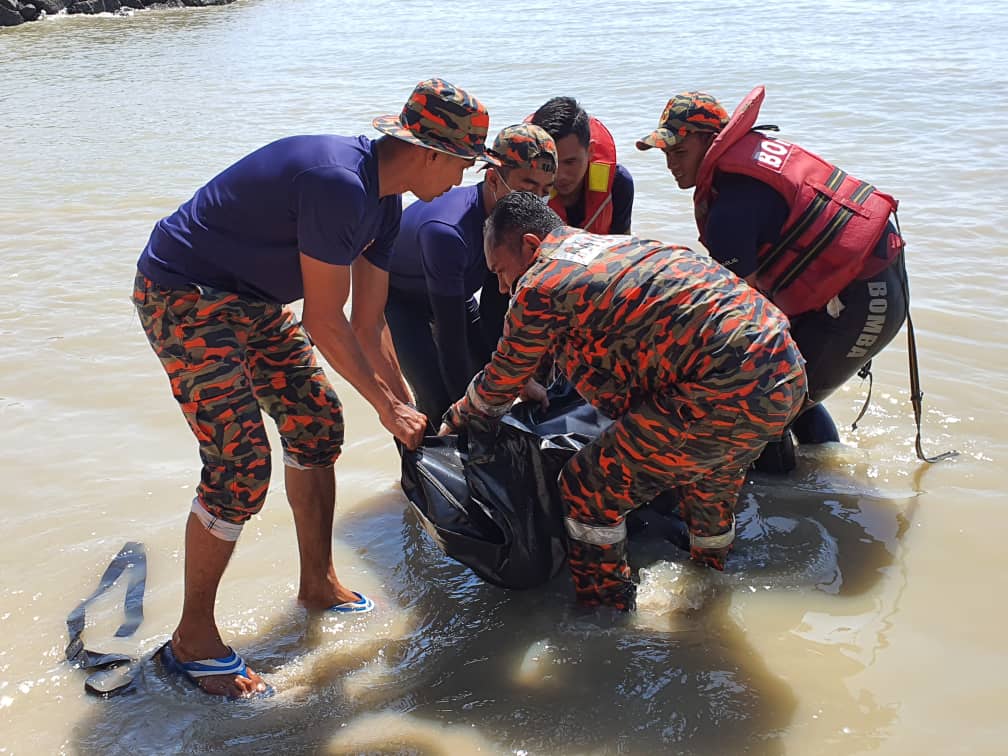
[327,591,374,614]
[157,641,275,699]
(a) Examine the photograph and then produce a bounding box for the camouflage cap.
[373,78,490,159]
[636,91,729,151]
[482,124,557,172]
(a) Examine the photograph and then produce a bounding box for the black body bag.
[400,383,610,589]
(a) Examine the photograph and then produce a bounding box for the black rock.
[33,0,68,12]
[0,6,23,24]
[0,0,21,12]
[20,3,39,20]
[182,0,235,6]
[68,0,121,12]
[119,0,143,7]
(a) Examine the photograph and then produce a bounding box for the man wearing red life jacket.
[637,87,908,469]
[530,97,635,235]
[478,98,639,349]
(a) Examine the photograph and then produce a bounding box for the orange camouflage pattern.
[447,228,806,609]
[483,123,557,172]
[636,91,729,151]
[133,272,344,524]
[372,78,490,159]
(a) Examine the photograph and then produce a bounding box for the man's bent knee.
[281,431,342,470]
[196,446,272,531]
[275,378,345,470]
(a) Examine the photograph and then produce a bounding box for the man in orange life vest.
[530,97,635,235]
[637,87,908,469]
[479,98,637,344]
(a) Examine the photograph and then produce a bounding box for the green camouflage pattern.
[636,91,729,151]
[373,78,490,159]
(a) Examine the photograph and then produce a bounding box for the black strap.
[65,542,147,672]
[892,214,958,463]
[850,360,874,431]
[771,180,877,296]
[755,167,847,279]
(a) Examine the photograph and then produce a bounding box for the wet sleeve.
[362,196,402,272]
[445,279,565,427]
[610,164,635,234]
[429,292,481,400]
[295,165,365,266]
[476,277,509,362]
[703,172,789,278]
[418,220,470,298]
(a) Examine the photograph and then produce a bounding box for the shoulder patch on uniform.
[547,233,606,265]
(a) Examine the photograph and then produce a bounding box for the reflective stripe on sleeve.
[689,515,736,550]
[565,517,628,546]
[466,377,512,418]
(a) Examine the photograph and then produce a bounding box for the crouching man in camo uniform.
[440,192,806,610]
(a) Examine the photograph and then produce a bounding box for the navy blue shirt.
[387,183,488,297]
[560,163,635,234]
[138,135,402,304]
[703,172,789,278]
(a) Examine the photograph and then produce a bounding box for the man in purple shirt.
[385,124,557,424]
[133,79,490,698]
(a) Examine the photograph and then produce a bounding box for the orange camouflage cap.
[373,78,490,159]
[636,91,729,151]
[482,123,557,172]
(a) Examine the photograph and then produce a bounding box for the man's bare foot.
[168,632,269,698]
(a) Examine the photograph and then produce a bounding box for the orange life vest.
[548,117,618,234]
[694,86,900,316]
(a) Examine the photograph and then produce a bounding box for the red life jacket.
[694,86,900,316]
[549,117,618,234]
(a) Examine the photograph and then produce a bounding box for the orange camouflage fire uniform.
[133,272,344,536]
[445,228,806,609]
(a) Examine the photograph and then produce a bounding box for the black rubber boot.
[791,403,840,444]
[751,431,797,474]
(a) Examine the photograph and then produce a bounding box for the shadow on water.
[71,445,913,755]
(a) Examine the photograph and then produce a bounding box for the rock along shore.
[0,0,236,27]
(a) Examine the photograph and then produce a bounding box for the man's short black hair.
[530,97,590,148]
[485,192,563,253]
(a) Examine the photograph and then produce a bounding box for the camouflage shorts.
[132,271,344,525]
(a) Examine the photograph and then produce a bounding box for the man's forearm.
[429,292,480,401]
[305,312,399,417]
[354,320,413,406]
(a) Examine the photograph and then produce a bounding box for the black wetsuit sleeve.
[703,172,789,278]
[610,164,635,234]
[429,291,481,401]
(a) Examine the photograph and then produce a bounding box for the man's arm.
[300,252,425,449]
[418,220,484,401]
[704,172,789,280]
[442,277,565,431]
[610,164,635,235]
[349,254,414,406]
[428,291,482,400]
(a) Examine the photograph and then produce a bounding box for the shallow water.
[1,0,1006,753]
